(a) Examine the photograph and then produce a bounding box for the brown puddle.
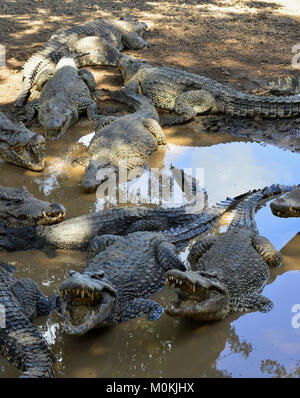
[0,119,299,378]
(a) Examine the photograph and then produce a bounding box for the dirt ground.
[0,0,299,151]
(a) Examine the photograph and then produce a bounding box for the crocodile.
[21,57,102,139]
[15,17,148,107]
[58,192,250,335]
[0,185,65,227]
[80,87,167,192]
[0,262,59,377]
[270,186,300,217]
[119,55,300,126]
[0,171,207,252]
[165,184,295,321]
[0,112,45,171]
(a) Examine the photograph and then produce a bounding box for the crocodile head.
[59,270,117,335]
[165,269,230,321]
[116,17,147,35]
[270,187,300,218]
[0,124,45,171]
[118,55,149,84]
[0,185,65,227]
[38,99,77,139]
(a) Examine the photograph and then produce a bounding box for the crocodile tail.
[169,165,208,214]
[14,40,68,107]
[220,88,300,118]
[15,55,56,107]
[14,56,43,107]
[228,184,297,231]
[0,282,55,377]
[169,191,250,248]
[0,320,56,377]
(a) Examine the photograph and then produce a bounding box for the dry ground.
[0,0,299,150]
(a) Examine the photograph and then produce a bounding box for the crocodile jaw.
[38,101,75,139]
[165,269,230,321]
[270,195,300,218]
[59,271,117,335]
[0,140,45,171]
[33,202,66,225]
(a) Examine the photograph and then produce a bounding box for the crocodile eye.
[12,144,23,153]
[90,273,104,280]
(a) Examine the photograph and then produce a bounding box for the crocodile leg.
[78,68,101,100]
[252,234,282,267]
[231,292,274,313]
[86,102,102,121]
[37,294,60,316]
[18,100,40,122]
[155,240,186,271]
[11,278,59,318]
[163,90,217,126]
[122,32,149,50]
[187,235,217,267]
[122,297,163,321]
[143,118,167,145]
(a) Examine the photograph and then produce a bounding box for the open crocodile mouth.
[43,127,66,139]
[35,207,65,225]
[165,269,229,321]
[60,273,116,335]
[0,142,45,171]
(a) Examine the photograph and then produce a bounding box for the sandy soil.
[0,0,299,151]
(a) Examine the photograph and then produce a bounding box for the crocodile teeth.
[81,290,85,298]
[192,285,196,293]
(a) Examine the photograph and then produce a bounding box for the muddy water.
[0,120,299,378]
